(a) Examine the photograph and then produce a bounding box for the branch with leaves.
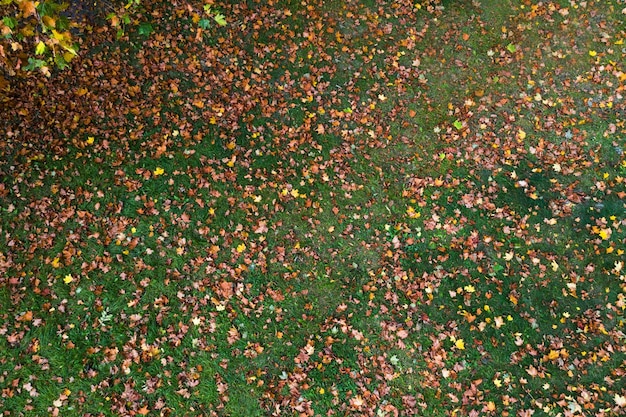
[0,0,78,76]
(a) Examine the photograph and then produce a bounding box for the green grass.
[1,0,625,415]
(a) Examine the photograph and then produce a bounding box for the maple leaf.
[546,350,560,361]
[452,338,465,350]
[227,327,240,344]
[18,1,37,18]
[551,260,559,271]
[213,13,227,26]
[350,395,365,409]
[615,394,626,407]
[526,365,539,377]
[254,221,268,234]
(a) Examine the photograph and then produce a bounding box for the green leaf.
[54,53,69,70]
[198,18,211,30]
[138,22,153,36]
[2,16,17,29]
[35,41,46,55]
[214,13,227,26]
[57,15,70,31]
[453,120,463,130]
[506,43,517,53]
[24,57,46,71]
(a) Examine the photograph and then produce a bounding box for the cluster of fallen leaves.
[0,0,625,415]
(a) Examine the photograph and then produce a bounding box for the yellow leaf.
[236,243,246,253]
[547,349,559,360]
[463,285,475,293]
[86,137,95,145]
[153,167,165,176]
[52,30,67,42]
[517,129,526,140]
[454,338,465,350]
[62,51,77,63]
[51,257,61,268]
[63,274,74,284]
[551,260,559,271]
[35,41,46,56]
[588,50,597,57]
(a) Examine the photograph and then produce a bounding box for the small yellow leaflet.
[35,41,46,55]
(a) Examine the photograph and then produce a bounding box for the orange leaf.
[18,1,37,18]
[18,311,33,322]
[42,15,56,28]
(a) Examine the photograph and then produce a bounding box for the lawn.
[0,0,625,416]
